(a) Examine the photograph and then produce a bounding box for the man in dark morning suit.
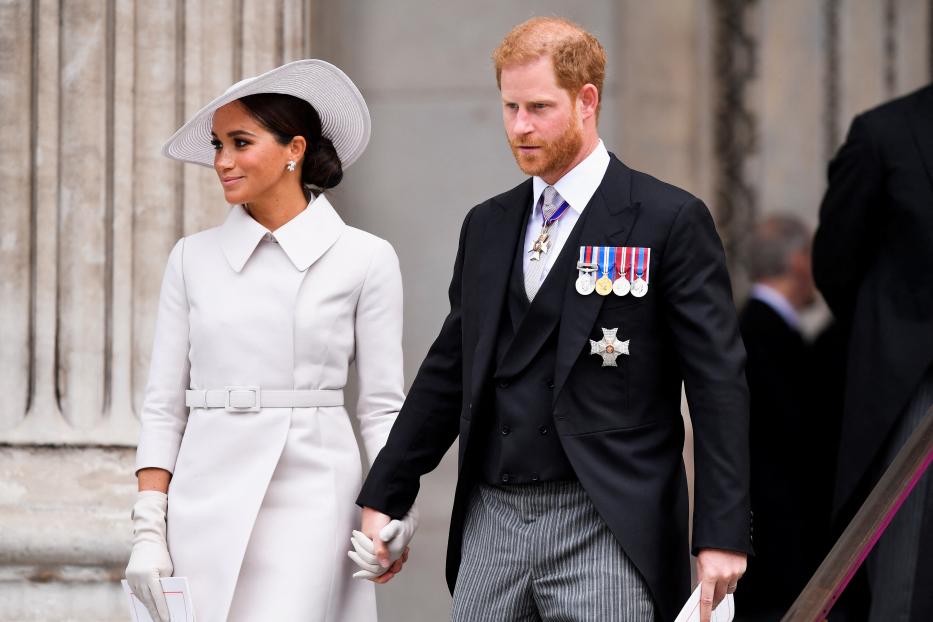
[736,216,834,621]
[813,84,933,621]
[357,18,751,622]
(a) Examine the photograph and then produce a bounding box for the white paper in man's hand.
[121,577,195,622]
[673,585,735,622]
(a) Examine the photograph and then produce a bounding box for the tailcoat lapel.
[553,158,640,398]
[469,181,534,403]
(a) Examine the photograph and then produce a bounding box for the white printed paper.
[121,577,195,622]
[674,585,735,622]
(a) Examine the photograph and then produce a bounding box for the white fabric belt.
[185,387,344,412]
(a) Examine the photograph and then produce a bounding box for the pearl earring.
[286,160,297,172]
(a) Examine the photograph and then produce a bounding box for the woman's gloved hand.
[125,491,173,622]
[348,504,419,579]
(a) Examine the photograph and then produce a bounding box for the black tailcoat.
[359,155,752,622]
[813,85,933,515]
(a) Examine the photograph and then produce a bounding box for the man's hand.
[351,506,419,583]
[361,506,393,570]
[696,548,746,622]
[348,530,410,583]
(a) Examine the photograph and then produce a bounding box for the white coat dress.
[135,195,404,622]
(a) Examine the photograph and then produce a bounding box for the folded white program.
[674,586,735,622]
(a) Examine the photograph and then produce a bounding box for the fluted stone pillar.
[0,1,314,619]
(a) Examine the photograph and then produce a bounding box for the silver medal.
[631,277,648,298]
[576,273,596,295]
[612,278,631,297]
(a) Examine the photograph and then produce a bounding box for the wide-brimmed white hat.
[162,59,371,168]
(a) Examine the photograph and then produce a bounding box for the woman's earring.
[286,160,297,172]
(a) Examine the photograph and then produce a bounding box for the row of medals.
[531,226,648,299]
[575,261,648,298]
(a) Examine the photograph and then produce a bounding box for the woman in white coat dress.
[125,60,415,622]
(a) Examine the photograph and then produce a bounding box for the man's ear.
[578,84,599,120]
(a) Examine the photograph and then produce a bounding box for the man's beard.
[509,115,584,179]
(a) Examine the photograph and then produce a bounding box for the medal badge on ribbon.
[630,246,650,297]
[576,246,597,295]
[529,197,571,262]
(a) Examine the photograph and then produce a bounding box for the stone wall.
[1,1,930,620]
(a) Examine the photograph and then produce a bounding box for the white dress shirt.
[523,140,611,286]
[749,283,802,331]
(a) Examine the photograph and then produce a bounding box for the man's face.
[500,56,583,182]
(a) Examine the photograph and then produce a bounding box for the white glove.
[125,491,173,622]
[348,504,419,579]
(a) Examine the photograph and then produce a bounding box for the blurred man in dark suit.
[813,84,933,622]
[737,215,833,621]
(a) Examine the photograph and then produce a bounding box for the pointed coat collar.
[220,194,345,272]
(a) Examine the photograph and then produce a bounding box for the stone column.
[0,1,313,618]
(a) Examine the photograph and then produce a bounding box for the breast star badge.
[589,327,630,367]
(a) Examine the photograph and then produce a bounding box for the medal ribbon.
[644,248,651,283]
[542,199,571,227]
[600,246,611,279]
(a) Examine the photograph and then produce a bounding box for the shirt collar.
[750,283,802,331]
[531,139,610,219]
[220,193,345,273]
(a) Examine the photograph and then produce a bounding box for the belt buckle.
[224,386,261,413]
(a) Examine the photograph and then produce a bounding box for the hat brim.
[162,59,371,169]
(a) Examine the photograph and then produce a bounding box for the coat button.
[531,473,539,482]
[498,380,510,389]
[539,425,549,436]
[501,473,510,483]
[545,379,555,389]
[501,425,511,436]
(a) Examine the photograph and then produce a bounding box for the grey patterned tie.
[524,185,561,301]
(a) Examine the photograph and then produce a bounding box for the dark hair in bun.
[238,93,344,195]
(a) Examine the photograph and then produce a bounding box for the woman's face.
[211,100,295,205]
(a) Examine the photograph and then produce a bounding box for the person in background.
[813,84,933,622]
[736,214,835,621]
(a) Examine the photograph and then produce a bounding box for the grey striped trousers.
[451,480,656,621]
